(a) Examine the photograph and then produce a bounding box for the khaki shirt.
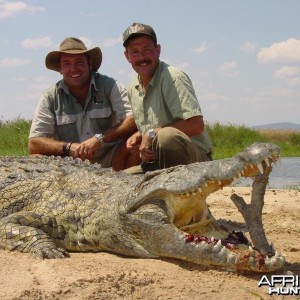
[29,73,131,143]
[127,61,212,153]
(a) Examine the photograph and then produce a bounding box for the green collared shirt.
[127,61,212,153]
[29,72,131,143]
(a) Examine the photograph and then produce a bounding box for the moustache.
[136,60,151,65]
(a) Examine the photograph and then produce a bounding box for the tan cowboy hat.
[45,37,102,72]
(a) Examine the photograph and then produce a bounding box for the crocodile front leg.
[0,211,69,258]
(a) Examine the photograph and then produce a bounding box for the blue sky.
[0,0,299,127]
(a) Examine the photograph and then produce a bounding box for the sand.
[0,187,299,300]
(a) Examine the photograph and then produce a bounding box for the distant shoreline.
[251,122,300,131]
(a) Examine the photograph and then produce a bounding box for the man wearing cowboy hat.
[28,37,139,170]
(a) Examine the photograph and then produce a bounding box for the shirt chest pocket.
[88,108,114,132]
[55,115,78,141]
[56,114,77,125]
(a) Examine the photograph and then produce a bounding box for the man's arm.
[140,115,204,140]
[28,137,65,156]
[138,116,204,163]
[168,115,204,137]
[72,115,138,160]
[102,115,137,143]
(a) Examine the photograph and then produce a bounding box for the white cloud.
[274,66,300,79]
[12,77,27,82]
[192,42,211,54]
[21,36,52,49]
[117,69,126,76]
[77,36,122,49]
[240,41,257,53]
[218,61,239,77]
[0,58,31,67]
[257,38,300,64]
[79,11,96,17]
[78,37,94,49]
[0,1,44,19]
[202,93,229,102]
[175,62,189,72]
[160,57,170,64]
[286,76,300,86]
[101,36,122,48]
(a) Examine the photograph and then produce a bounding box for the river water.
[234,157,300,189]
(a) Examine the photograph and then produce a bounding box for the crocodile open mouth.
[131,143,285,272]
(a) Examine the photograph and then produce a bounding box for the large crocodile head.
[121,142,284,272]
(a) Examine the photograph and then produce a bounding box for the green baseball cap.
[123,22,157,47]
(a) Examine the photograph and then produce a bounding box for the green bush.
[290,132,300,146]
[206,122,265,159]
[206,123,300,159]
[0,118,299,158]
[0,118,31,156]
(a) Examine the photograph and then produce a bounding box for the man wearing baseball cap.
[29,37,139,170]
[122,23,213,172]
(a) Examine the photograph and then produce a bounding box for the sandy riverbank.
[0,187,299,300]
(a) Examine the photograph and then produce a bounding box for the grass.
[206,122,300,159]
[0,117,31,156]
[0,118,300,158]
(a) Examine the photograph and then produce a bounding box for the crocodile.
[0,142,285,272]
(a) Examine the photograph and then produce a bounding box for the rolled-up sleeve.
[110,81,132,122]
[29,94,55,138]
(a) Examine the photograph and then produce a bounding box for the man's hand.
[126,132,142,154]
[139,132,156,163]
[70,137,102,160]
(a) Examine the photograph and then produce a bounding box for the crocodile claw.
[32,247,70,259]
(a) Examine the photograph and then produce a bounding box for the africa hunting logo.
[258,275,299,295]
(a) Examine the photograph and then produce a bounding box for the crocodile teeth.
[235,256,240,264]
[249,256,255,267]
[179,194,189,199]
[236,173,241,179]
[249,246,254,254]
[179,193,190,198]
[218,247,228,261]
[265,158,270,167]
[227,253,236,264]
[270,241,275,251]
[270,255,284,267]
[204,242,214,251]
[257,163,264,174]
[212,240,222,253]
[275,250,281,258]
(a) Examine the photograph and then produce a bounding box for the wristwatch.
[94,133,104,146]
[148,129,156,140]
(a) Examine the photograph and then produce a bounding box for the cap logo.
[129,24,145,34]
